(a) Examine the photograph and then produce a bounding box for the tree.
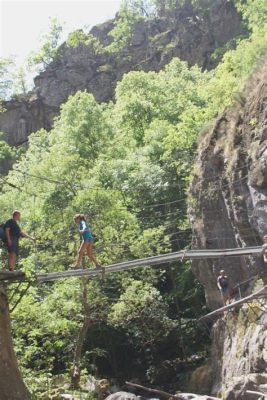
[0,57,15,101]
[71,280,109,388]
[28,18,63,72]
[0,284,30,399]
[123,0,157,17]
[66,31,103,55]
[109,280,175,350]
[11,66,29,97]
[0,13,265,391]
[0,135,15,175]
[235,0,267,29]
[106,3,142,52]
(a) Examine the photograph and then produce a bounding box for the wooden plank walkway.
[0,270,26,282]
[0,245,263,284]
[36,245,263,283]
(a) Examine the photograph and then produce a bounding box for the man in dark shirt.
[4,210,35,271]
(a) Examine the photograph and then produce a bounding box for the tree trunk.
[71,282,91,388]
[0,283,30,400]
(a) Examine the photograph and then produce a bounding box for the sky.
[0,0,122,66]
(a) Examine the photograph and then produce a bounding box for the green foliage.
[106,4,142,52]
[235,0,267,28]
[0,134,15,175]
[204,25,267,116]
[109,280,175,348]
[0,2,266,392]
[114,58,209,183]
[0,57,15,101]
[66,31,103,54]
[28,17,63,71]
[122,0,157,17]
[11,66,29,97]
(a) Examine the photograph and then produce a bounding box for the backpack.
[0,223,5,241]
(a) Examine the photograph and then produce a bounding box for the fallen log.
[125,381,221,400]
[125,381,177,399]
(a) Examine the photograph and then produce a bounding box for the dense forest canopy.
[0,0,266,397]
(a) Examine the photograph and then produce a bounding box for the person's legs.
[73,241,88,268]
[86,243,99,267]
[8,252,16,271]
[222,289,230,306]
[220,290,225,306]
[7,238,19,271]
[225,290,230,305]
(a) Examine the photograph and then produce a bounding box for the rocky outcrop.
[0,0,246,145]
[207,299,267,399]
[189,62,267,399]
[0,93,56,145]
[105,390,222,400]
[189,62,267,310]
[105,392,143,400]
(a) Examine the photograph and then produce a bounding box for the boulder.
[223,373,267,399]
[105,392,143,400]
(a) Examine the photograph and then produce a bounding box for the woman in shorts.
[72,214,102,270]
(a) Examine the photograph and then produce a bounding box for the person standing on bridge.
[72,214,103,271]
[4,210,36,271]
[217,270,230,306]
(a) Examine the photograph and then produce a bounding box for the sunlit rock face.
[0,0,245,145]
[189,63,267,399]
[203,306,267,399]
[189,62,267,310]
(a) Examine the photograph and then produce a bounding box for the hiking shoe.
[70,264,81,270]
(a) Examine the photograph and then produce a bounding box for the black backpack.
[0,223,5,241]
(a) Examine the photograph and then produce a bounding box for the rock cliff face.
[210,304,267,399]
[189,63,267,398]
[189,62,267,310]
[0,0,245,145]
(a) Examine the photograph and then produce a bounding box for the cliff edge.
[0,0,245,145]
[189,62,267,399]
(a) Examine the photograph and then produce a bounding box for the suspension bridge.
[0,245,263,284]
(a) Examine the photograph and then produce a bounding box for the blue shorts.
[83,237,93,244]
[221,286,229,293]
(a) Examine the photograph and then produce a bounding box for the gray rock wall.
[209,304,267,399]
[189,62,267,399]
[0,0,245,145]
[189,62,267,310]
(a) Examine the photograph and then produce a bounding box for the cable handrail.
[0,245,263,284]
[36,245,263,283]
[199,286,267,322]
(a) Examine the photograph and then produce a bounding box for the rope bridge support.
[0,245,263,284]
[199,286,267,322]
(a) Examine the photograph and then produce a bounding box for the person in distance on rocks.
[217,269,230,306]
[4,210,36,271]
[261,235,267,264]
[72,213,103,271]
